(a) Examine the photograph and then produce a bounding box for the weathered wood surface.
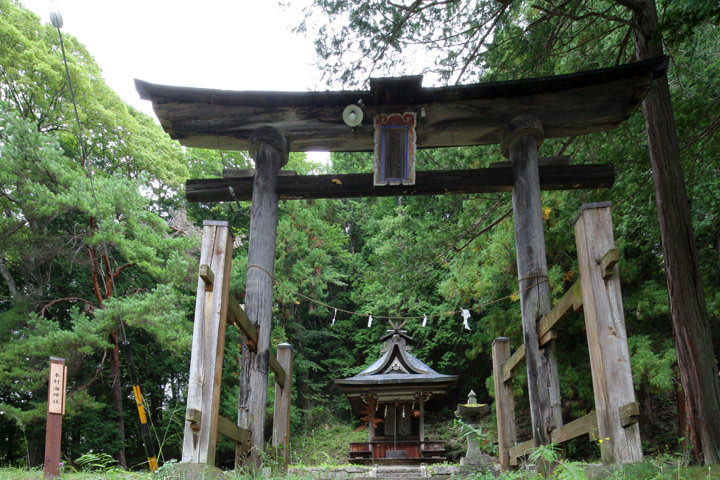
[44,413,62,479]
[227,297,286,387]
[536,280,582,337]
[509,439,535,466]
[502,280,582,382]
[217,415,250,447]
[551,412,598,445]
[237,127,287,468]
[509,412,598,462]
[182,221,233,465]
[227,298,257,350]
[574,203,642,464]
[199,264,214,291]
[505,116,562,447]
[619,402,640,428]
[492,338,517,472]
[186,408,201,431]
[634,4,720,461]
[44,357,66,480]
[272,344,293,472]
[135,57,665,152]
[502,344,525,383]
[599,248,619,279]
[186,164,615,203]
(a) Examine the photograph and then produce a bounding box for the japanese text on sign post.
[47,358,67,415]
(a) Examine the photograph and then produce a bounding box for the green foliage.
[290,421,366,466]
[0,0,196,468]
[1,0,719,471]
[74,452,118,472]
[454,418,497,456]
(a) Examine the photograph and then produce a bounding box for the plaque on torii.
[135,56,665,469]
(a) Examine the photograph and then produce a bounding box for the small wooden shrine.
[336,326,457,464]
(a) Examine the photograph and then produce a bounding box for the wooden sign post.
[44,357,67,479]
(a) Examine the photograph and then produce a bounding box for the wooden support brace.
[619,402,640,428]
[539,329,557,347]
[182,220,233,466]
[501,280,583,381]
[186,408,201,432]
[509,439,535,465]
[270,351,286,388]
[537,280,583,337]
[551,411,598,445]
[227,298,258,351]
[227,297,287,385]
[199,264,214,291]
[217,415,250,447]
[272,343,293,472]
[509,412,600,464]
[492,337,517,471]
[574,202,642,464]
[598,248,619,279]
[502,345,525,383]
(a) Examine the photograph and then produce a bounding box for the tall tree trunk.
[0,256,19,299]
[622,0,720,464]
[109,329,128,469]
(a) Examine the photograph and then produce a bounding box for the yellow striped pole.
[123,340,158,472]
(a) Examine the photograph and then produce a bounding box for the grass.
[288,421,366,466]
[2,460,719,480]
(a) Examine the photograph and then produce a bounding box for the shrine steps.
[288,464,492,480]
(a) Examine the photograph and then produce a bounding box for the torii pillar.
[237,126,288,468]
[502,115,563,448]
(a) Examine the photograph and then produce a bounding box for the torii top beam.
[135,57,666,153]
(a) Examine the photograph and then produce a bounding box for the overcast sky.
[22,0,326,117]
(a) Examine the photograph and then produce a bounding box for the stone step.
[288,465,489,480]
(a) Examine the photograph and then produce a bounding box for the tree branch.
[87,246,104,306]
[40,297,98,317]
[455,3,508,84]
[531,2,634,27]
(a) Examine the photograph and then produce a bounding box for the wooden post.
[44,357,66,480]
[237,126,288,468]
[574,202,642,464]
[272,343,293,472]
[181,220,233,466]
[368,402,375,444]
[419,396,425,444]
[502,115,562,448]
[492,338,516,471]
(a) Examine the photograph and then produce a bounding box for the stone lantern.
[455,390,490,466]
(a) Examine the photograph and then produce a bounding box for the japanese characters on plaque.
[47,358,67,415]
[373,112,417,186]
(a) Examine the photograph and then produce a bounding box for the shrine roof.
[335,330,458,389]
[135,57,666,153]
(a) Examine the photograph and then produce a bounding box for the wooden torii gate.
[136,57,666,471]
